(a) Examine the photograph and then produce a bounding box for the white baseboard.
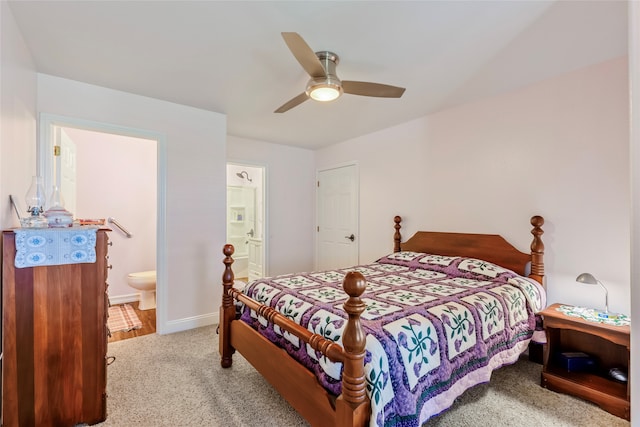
[160,311,218,335]
[109,292,218,335]
[108,293,139,305]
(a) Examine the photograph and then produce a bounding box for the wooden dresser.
[2,229,110,426]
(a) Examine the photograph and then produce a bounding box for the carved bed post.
[529,216,545,285]
[394,216,402,252]
[220,244,236,368]
[336,272,370,427]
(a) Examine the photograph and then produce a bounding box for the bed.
[219,215,546,427]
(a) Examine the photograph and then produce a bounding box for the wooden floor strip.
[108,302,156,343]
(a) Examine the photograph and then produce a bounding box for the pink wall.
[64,127,157,300]
[317,57,630,315]
[629,3,640,418]
[0,1,37,229]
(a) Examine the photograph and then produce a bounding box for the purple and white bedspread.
[239,252,546,427]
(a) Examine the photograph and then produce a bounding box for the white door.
[248,238,263,281]
[316,164,359,270]
[57,128,77,214]
[243,187,263,281]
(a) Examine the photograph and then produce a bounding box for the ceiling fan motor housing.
[305,51,343,101]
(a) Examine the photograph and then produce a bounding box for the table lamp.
[575,273,619,319]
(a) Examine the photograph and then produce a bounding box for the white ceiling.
[7,1,627,149]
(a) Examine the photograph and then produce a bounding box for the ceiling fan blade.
[342,81,406,98]
[281,32,326,78]
[274,92,309,113]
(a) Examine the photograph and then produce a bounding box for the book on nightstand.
[558,351,596,372]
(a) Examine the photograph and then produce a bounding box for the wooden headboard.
[393,215,545,286]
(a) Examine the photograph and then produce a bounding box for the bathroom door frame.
[38,113,168,332]
[226,161,268,279]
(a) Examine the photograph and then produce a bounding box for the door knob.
[345,234,355,242]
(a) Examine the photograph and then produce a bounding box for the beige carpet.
[96,325,629,427]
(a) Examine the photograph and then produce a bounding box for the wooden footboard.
[219,244,370,427]
[230,319,338,424]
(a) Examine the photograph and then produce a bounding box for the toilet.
[127,270,156,310]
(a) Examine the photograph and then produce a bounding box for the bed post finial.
[394,216,402,252]
[529,216,545,285]
[220,244,235,368]
[337,272,370,426]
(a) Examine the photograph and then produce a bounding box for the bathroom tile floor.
[108,301,156,343]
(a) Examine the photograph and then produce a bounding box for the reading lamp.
[575,273,619,319]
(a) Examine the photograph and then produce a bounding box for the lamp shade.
[575,272,598,285]
[575,272,617,318]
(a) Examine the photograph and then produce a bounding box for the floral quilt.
[239,252,546,427]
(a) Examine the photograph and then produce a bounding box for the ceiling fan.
[275,32,406,113]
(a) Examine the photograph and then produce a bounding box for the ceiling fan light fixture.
[275,34,404,113]
[306,78,343,102]
[309,85,341,101]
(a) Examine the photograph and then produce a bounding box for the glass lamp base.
[20,215,48,228]
[44,207,74,228]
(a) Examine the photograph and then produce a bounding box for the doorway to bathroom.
[39,114,163,340]
[226,163,266,282]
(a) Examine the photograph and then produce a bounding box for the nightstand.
[540,303,630,420]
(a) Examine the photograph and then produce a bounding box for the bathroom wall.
[226,164,263,278]
[227,164,264,237]
[63,127,157,301]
